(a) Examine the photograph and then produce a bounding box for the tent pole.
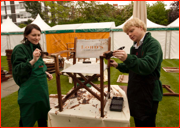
[164,31,167,59]
[7,35,10,49]
[110,31,114,51]
[169,31,172,59]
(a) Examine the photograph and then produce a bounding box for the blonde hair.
[123,18,147,33]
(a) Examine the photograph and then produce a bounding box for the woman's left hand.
[46,72,53,81]
[113,50,127,61]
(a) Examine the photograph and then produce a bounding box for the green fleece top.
[116,32,163,101]
[11,42,41,86]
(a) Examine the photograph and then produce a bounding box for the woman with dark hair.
[11,24,53,127]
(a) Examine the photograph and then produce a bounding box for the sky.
[99,1,174,9]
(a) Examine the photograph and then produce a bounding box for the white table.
[48,85,130,127]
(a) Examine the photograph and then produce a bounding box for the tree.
[147,1,168,25]
[168,1,179,23]
[44,1,74,24]
[24,1,42,19]
[44,1,56,24]
[114,2,133,26]
[73,1,132,25]
[19,23,26,28]
[18,19,32,27]
[94,3,116,22]
[74,1,100,22]
[41,1,49,23]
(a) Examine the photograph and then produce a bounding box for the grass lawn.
[1,56,9,71]
[1,56,179,127]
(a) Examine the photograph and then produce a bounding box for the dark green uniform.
[11,41,50,126]
[116,32,163,120]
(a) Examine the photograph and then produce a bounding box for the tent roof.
[47,23,82,30]
[76,22,115,29]
[31,14,51,31]
[167,18,179,27]
[2,14,51,34]
[1,16,21,32]
[116,16,166,28]
[45,22,116,34]
[45,23,82,34]
[147,19,166,28]
[75,22,116,32]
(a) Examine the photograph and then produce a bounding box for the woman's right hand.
[29,48,41,65]
[33,48,41,62]
[110,59,118,68]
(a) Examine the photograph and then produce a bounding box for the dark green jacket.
[11,42,50,126]
[11,43,38,86]
[116,32,163,101]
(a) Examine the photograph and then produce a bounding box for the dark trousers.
[134,101,159,127]
[19,118,47,127]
